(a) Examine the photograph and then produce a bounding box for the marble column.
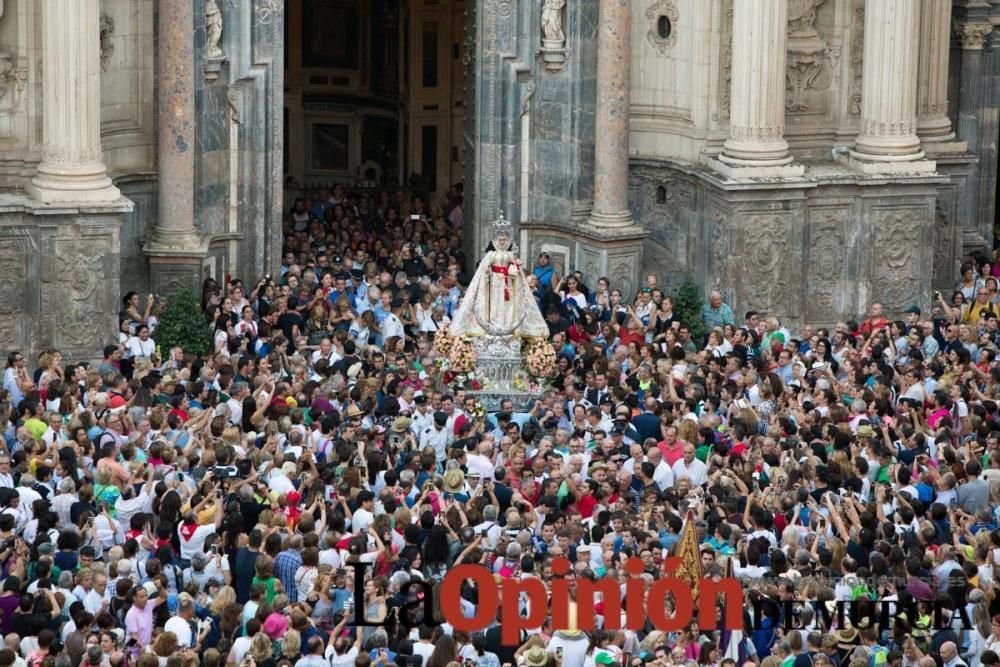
[153,0,198,248]
[717,0,800,173]
[589,0,633,229]
[146,0,205,295]
[916,0,965,153]
[28,0,121,203]
[846,0,935,172]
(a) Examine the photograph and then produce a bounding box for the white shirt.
[126,336,156,359]
[165,615,194,647]
[671,458,708,487]
[383,313,405,341]
[352,508,375,534]
[177,522,217,561]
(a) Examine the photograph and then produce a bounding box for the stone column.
[916,0,966,153]
[588,0,633,229]
[153,0,198,248]
[714,0,803,178]
[28,0,121,203]
[146,0,206,294]
[845,0,934,173]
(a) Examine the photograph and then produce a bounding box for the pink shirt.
[125,602,154,645]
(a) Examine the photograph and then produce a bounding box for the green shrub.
[674,278,707,342]
[153,285,212,357]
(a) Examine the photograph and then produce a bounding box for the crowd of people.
[3,181,1000,667]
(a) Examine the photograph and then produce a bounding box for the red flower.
[470,380,482,390]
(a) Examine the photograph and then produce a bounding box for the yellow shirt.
[963,300,996,323]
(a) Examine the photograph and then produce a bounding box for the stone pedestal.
[845,0,936,173]
[917,0,967,155]
[146,0,204,290]
[28,0,121,203]
[0,194,130,360]
[710,0,804,179]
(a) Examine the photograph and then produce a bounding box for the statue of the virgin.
[450,213,549,338]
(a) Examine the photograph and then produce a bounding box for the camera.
[210,465,239,478]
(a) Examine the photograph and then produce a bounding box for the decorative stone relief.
[540,0,566,72]
[99,13,115,72]
[873,210,922,311]
[932,198,958,291]
[785,0,833,114]
[848,0,864,115]
[645,0,679,55]
[718,0,734,120]
[41,240,107,350]
[955,21,993,50]
[710,206,729,289]
[0,240,26,345]
[806,210,847,318]
[739,215,790,316]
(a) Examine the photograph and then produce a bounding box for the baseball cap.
[904,305,921,314]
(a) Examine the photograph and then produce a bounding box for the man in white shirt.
[671,444,708,487]
[164,595,198,647]
[311,337,342,366]
[646,447,674,490]
[419,412,452,462]
[227,382,250,426]
[351,491,376,534]
[382,299,406,342]
[466,440,497,481]
[16,475,42,520]
[0,455,14,489]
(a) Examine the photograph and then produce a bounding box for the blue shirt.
[275,549,303,603]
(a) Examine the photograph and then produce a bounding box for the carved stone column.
[28,0,121,203]
[146,0,206,293]
[844,0,935,173]
[916,0,966,153]
[710,0,804,179]
[589,0,634,228]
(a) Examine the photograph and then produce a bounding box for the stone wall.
[630,158,944,329]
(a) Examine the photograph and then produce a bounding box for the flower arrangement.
[448,336,477,374]
[524,337,557,379]
[432,324,456,358]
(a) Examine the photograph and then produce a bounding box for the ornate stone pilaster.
[146,0,206,293]
[28,0,121,203]
[843,0,935,173]
[916,0,965,153]
[709,0,804,179]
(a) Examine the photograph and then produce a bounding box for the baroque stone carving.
[0,242,25,344]
[807,210,847,317]
[718,0,733,120]
[873,210,921,310]
[540,0,566,72]
[42,241,107,350]
[739,215,790,315]
[955,21,993,50]
[206,0,224,58]
[848,0,864,115]
[645,0,679,55]
[99,13,115,72]
[710,207,729,289]
[785,0,831,114]
[541,0,565,44]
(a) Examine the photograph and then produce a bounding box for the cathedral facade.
[0,0,997,358]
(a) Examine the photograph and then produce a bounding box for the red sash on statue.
[491,264,512,301]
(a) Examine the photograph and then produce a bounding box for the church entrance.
[282,0,467,202]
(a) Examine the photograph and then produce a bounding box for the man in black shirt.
[232,529,263,604]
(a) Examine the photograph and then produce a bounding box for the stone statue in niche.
[206,0,224,58]
[541,0,565,45]
[788,0,823,39]
[540,0,566,72]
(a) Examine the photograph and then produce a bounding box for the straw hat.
[443,468,465,493]
[523,647,549,667]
